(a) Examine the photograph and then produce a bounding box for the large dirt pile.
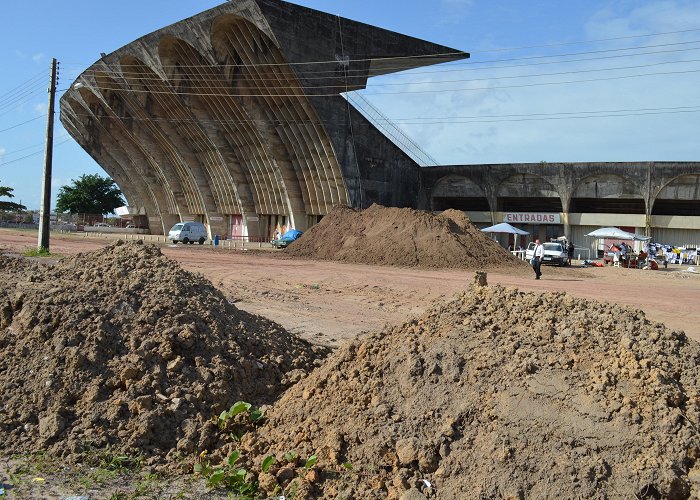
[242,276,700,498]
[0,241,326,466]
[285,204,526,269]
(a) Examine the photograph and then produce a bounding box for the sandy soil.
[2,228,699,344]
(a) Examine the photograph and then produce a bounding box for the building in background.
[61,0,700,252]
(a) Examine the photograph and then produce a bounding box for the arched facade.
[571,174,645,214]
[423,162,700,253]
[59,0,468,238]
[431,176,489,212]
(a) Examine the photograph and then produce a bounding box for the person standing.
[532,239,544,279]
[567,241,575,266]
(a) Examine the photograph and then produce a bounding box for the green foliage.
[194,451,257,496]
[261,455,276,473]
[284,450,299,464]
[55,174,124,215]
[304,455,318,470]
[0,179,26,211]
[217,401,265,429]
[23,247,52,257]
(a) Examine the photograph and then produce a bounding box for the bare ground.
[2,229,698,345]
[2,228,700,498]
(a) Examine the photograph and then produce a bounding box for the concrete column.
[160,214,181,236]
[206,216,227,240]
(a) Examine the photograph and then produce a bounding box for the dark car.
[271,229,303,249]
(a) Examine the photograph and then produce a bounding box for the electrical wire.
[71,39,700,83]
[68,47,700,91]
[467,27,700,53]
[63,104,700,126]
[72,45,700,85]
[0,84,47,116]
[57,66,700,98]
[58,27,700,70]
[0,72,45,103]
[0,115,45,134]
[0,138,72,168]
[62,57,700,93]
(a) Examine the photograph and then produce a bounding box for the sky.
[1,0,699,210]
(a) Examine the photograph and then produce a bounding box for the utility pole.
[38,58,58,251]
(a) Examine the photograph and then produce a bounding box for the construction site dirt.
[1,228,699,346]
[2,222,700,498]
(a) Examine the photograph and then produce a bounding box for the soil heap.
[285,204,527,269]
[242,276,700,498]
[0,241,326,466]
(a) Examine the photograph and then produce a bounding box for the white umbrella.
[480,222,529,235]
[585,227,651,241]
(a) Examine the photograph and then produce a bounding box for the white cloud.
[34,103,47,115]
[437,0,475,25]
[586,1,700,38]
[359,0,700,165]
[0,147,6,162]
[32,52,45,63]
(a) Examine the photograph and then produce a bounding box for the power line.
[71,39,700,83]
[0,91,48,120]
[75,45,700,86]
[0,134,70,160]
[470,27,700,54]
[65,57,700,93]
[63,104,700,126]
[58,67,700,98]
[0,115,45,134]
[0,71,45,102]
[0,138,72,168]
[393,108,700,124]
[58,27,700,70]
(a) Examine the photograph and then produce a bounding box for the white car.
[94,222,111,228]
[168,222,208,245]
[525,242,568,266]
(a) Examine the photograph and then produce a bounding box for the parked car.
[169,222,208,244]
[525,241,568,266]
[94,222,111,228]
[271,229,303,249]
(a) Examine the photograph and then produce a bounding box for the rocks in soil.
[285,204,527,269]
[0,241,327,466]
[242,281,700,498]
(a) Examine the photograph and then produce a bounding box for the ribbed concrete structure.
[60,0,468,237]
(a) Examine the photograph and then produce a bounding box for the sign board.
[209,216,223,221]
[247,216,259,222]
[148,216,161,222]
[503,213,561,224]
[182,216,195,222]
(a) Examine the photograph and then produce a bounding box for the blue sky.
[1,0,699,209]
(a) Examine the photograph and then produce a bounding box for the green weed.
[23,246,52,257]
[194,450,257,497]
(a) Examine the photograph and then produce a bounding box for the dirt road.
[2,228,699,343]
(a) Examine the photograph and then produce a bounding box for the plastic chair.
[613,251,621,267]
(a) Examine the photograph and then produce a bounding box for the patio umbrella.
[585,227,651,241]
[480,222,529,235]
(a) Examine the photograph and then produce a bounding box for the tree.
[56,174,125,214]
[0,180,26,211]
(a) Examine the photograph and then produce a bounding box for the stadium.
[60,0,700,254]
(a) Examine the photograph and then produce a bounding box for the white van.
[169,222,208,245]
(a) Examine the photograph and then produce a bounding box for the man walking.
[532,239,544,279]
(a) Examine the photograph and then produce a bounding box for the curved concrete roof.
[60,0,468,236]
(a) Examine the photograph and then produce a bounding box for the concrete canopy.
[60,0,469,237]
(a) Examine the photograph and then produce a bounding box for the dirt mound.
[0,241,326,466]
[242,275,700,498]
[285,204,526,269]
